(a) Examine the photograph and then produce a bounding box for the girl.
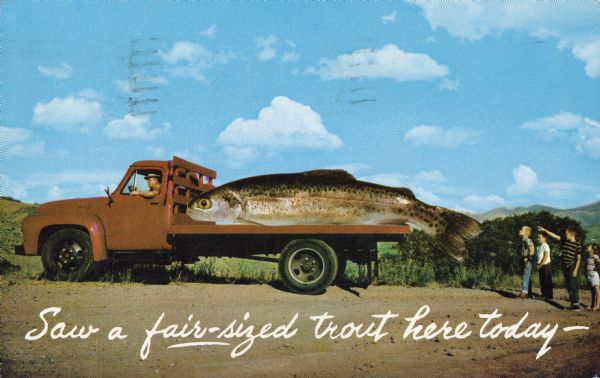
[585,243,600,311]
[537,232,553,300]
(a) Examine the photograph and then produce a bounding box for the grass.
[584,224,600,243]
[0,198,43,282]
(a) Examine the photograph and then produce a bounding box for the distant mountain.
[475,200,600,227]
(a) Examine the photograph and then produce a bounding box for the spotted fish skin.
[187,170,481,261]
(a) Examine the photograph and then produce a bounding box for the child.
[518,226,535,298]
[585,243,600,311]
[538,225,582,310]
[536,232,553,300]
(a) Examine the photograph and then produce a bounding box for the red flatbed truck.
[16,156,409,294]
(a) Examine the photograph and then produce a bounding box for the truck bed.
[169,223,410,236]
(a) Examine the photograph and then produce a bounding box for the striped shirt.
[561,239,582,267]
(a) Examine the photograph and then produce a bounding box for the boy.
[536,232,553,300]
[538,225,582,310]
[518,226,535,298]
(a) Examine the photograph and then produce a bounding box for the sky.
[1,2,599,213]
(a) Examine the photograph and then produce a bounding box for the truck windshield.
[121,169,161,195]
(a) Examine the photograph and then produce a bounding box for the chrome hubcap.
[288,248,325,284]
[55,241,84,270]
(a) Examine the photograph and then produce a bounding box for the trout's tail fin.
[435,209,482,262]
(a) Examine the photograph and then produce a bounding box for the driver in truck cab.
[131,173,161,199]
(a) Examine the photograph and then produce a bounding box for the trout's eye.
[196,198,212,210]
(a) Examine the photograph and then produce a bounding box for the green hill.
[0,197,39,276]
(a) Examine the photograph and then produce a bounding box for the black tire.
[42,229,94,281]
[278,239,338,295]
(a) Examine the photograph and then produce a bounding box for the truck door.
[104,168,168,251]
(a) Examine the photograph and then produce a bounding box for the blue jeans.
[563,264,580,305]
[521,260,533,294]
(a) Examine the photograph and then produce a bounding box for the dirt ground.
[1,281,599,377]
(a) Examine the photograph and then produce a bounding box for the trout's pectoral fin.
[223,190,244,208]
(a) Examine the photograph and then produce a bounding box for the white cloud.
[217,97,342,168]
[159,41,236,83]
[281,51,300,63]
[438,78,459,91]
[3,169,123,202]
[323,163,370,175]
[522,111,581,131]
[218,96,342,150]
[256,34,279,61]
[160,41,212,64]
[306,44,449,82]
[404,125,481,148]
[411,189,441,204]
[416,2,600,78]
[572,39,600,78]
[382,11,397,24]
[32,96,102,131]
[6,141,46,157]
[222,146,259,168]
[576,125,600,159]
[507,165,539,195]
[1,126,32,144]
[521,112,600,158]
[103,114,171,140]
[463,194,505,210]
[413,170,446,184]
[506,164,590,199]
[200,24,217,38]
[280,39,300,63]
[1,126,45,157]
[361,170,447,187]
[37,62,73,79]
[169,66,209,82]
[359,170,457,205]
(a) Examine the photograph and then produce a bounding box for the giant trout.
[187,170,481,261]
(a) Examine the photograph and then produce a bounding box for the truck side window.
[121,170,162,198]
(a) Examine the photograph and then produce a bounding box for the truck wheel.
[278,239,338,295]
[42,229,94,281]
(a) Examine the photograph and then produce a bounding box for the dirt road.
[1,281,599,377]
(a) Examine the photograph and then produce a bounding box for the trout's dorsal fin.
[300,169,356,181]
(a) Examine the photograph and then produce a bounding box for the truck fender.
[26,215,108,262]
